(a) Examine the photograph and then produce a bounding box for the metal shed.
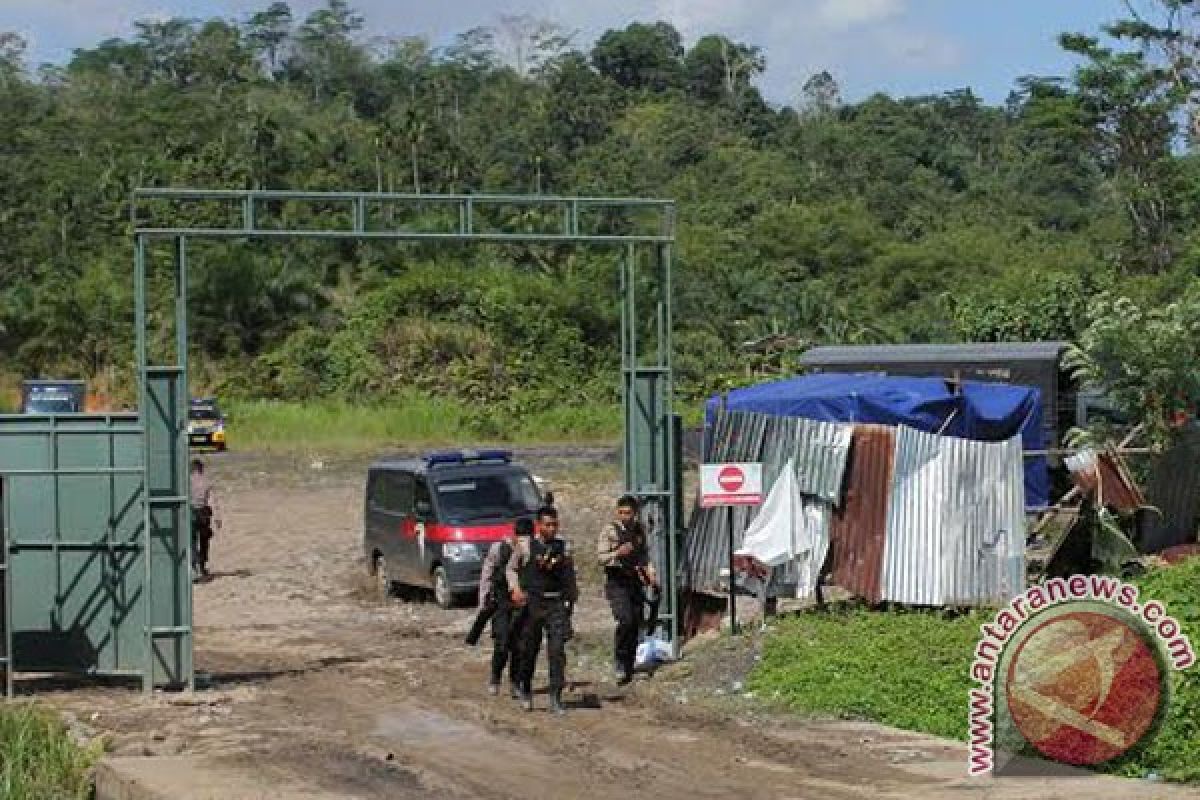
[799,341,1072,450]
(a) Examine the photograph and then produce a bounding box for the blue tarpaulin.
[704,372,1047,509]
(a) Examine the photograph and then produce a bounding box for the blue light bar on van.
[425,450,466,466]
[423,449,513,467]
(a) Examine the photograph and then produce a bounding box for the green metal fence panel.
[626,372,667,493]
[0,414,146,681]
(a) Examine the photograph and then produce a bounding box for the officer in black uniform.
[506,505,577,714]
[478,518,533,696]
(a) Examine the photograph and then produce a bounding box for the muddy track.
[38,450,1200,799]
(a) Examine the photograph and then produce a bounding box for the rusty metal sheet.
[828,425,895,605]
[1065,448,1145,513]
[679,589,727,638]
[883,426,1026,607]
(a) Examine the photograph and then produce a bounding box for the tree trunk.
[411,142,420,195]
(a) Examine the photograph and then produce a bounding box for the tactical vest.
[491,540,514,601]
[521,537,568,596]
[606,522,647,583]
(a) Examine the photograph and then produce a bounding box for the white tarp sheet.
[734,458,831,601]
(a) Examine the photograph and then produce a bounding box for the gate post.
[621,242,680,655]
[137,235,194,692]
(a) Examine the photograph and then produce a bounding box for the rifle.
[636,566,662,636]
[612,523,661,634]
[464,591,497,646]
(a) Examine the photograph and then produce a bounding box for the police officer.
[189,458,221,580]
[466,518,533,698]
[597,494,658,685]
[507,505,577,714]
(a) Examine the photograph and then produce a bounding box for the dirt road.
[39,450,1200,799]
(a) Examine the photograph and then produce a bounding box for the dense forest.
[2,1,1199,426]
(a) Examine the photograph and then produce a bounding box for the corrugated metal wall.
[761,416,851,504]
[682,411,770,593]
[882,426,1025,606]
[682,411,850,594]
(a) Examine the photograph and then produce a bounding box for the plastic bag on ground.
[635,634,673,669]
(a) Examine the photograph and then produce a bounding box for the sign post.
[699,463,763,634]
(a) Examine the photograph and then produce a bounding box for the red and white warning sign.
[699,462,763,507]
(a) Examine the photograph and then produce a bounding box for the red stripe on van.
[425,522,515,543]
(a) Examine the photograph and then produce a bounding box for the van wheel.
[373,554,392,598]
[433,566,453,609]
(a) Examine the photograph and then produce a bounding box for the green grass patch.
[747,606,985,740]
[225,393,621,453]
[746,558,1200,783]
[503,402,622,442]
[0,704,97,800]
[1103,558,1200,782]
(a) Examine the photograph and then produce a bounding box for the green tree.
[1060,5,1192,272]
[245,2,294,76]
[289,0,367,102]
[682,35,764,107]
[800,70,841,116]
[591,22,683,91]
[1067,291,1200,446]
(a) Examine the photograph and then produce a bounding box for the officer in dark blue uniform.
[506,505,578,714]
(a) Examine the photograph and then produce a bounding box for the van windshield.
[433,472,542,523]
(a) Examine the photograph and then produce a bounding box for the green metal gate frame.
[129,188,684,678]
